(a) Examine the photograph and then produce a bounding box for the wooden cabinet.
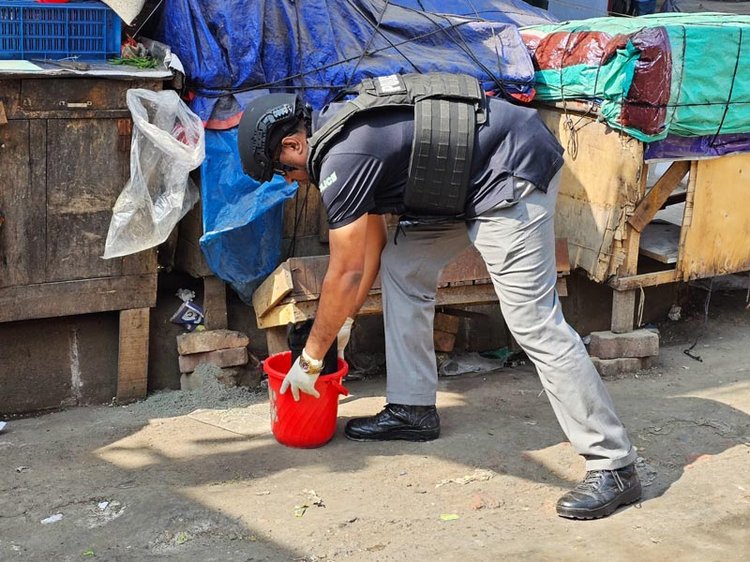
[0,76,162,400]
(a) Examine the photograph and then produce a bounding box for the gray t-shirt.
[315,96,564,229]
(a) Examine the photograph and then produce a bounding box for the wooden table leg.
[117,307,150,402]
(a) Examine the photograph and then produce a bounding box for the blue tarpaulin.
[155,1,554,303]
[200,129,297,302]
[156,0,553,127]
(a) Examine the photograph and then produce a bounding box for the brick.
[590,356,658,378]
[178,346,248,373]
[433,330,456,353]
[177,329,249,355]
[588,329,659,359]
[434,312,460,334]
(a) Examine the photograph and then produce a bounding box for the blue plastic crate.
[0,1,121,60]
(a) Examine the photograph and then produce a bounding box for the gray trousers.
[380,175,636,470]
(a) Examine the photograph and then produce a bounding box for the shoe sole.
[556,484,642,520]
[344,428,440,442]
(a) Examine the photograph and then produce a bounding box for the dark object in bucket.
[287,319,338,374]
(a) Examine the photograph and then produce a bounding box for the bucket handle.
[330,379,349,396]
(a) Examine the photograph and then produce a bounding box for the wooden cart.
[539,104,750,333]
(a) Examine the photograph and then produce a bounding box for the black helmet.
[237,93,307,183]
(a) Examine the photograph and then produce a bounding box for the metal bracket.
[58,101,93,109]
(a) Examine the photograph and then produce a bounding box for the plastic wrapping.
[522,13,750,143]
[199,130,298,304]
[103,89,204,259]
[154,0,555,128]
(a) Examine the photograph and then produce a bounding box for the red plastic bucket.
[264,351,349,448]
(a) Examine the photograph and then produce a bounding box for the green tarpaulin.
[522,13,750,142]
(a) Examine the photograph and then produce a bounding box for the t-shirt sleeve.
[318,152,384,229]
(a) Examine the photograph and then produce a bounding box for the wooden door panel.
[45,119,129,282]
[0,120,46,288]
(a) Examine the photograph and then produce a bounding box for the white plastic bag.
[103,89,204,259]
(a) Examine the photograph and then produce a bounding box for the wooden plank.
[175,199,213,278]
[117,308,150,402]
[0,120,41,288]
[265,326,289,355]
[639,223,680,264]
[610,270,680,292]
[268,238,571,309]
[0,80,22,119]
[555,238,570,275]
[253,261,294,317]
[0,274,157,323]
[121,249,158,276]
[628,161,690,232]
[46,118,127,282]
[679,154,750,279]
[289,256,331,299]
[611,291,636,334]
[257,283,499,329]
[203,276,228,330]
[19,78,149,113]
[0,101,7,126]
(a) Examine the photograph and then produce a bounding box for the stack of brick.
[177,330,250,386]
[434,312,461,353]
[588,329,659,377]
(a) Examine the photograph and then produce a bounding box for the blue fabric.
[200,129,298,303]
[155,0,555,125]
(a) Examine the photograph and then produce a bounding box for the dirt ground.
[1,286,748,561]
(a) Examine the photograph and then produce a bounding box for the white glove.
[337,317,355,360]
[280,354,321,401]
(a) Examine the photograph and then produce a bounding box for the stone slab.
[588,329,659,359]
[177,329,250,356]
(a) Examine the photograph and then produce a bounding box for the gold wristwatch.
[300,349,323,375]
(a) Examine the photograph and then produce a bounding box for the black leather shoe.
[556,463,641,519]
[344,404,440,442]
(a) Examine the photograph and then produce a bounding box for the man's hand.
[337,317,355,360]
[280,355,321,401]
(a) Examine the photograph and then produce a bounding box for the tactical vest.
[307,73,487,216]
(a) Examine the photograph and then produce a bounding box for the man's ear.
[280,131,306,155]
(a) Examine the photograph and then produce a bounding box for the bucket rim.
[264,351,347,381]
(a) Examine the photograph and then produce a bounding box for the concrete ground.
[1,289,748,561]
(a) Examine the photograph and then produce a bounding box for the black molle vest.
[307,73,486,216]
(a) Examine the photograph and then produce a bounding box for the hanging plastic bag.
[103,89,204,259]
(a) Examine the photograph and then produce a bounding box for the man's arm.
[303,213,370,359]
[352,213,387,314]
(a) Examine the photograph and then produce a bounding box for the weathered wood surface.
[679,153,750,279]
[0,120,44,288]
[175,198,213,278]
[117,308,150,402]
[46,118,130,281]
[0,274,157,322]
[203,276,228,330]
[0,78,158,119]
[0,77,162,323]
[257,283,500,329]
[538,107,645,283]
[253,262,294,317]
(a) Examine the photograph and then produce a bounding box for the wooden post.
[203,276,228,330]
[265,326,289,356]
[117,308,150,402]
